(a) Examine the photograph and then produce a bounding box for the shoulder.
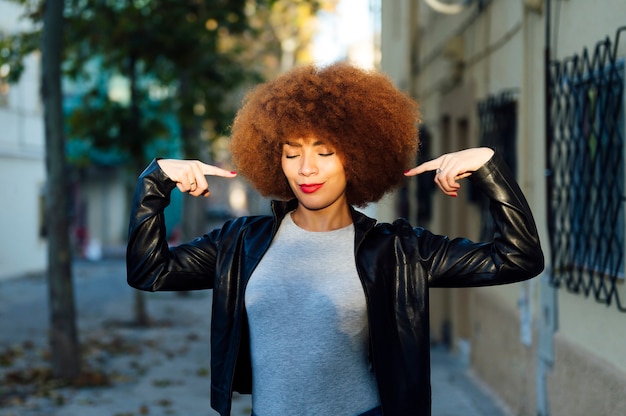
[364,217,445,258]
[369,217,425,237]
[350,207,423,238]
[212,215,275,239]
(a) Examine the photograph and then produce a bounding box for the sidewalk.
[0,259,510,416]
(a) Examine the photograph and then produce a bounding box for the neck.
[291,203,352,232]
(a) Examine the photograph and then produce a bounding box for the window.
[476,90,518,240]
[549,31,625,311]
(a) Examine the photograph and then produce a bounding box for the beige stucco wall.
[382,0,626,414]
[536,0,626,377]
[471,288,536,414]
[548,333,626,416]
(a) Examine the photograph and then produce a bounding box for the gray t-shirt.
[245,213,380,416]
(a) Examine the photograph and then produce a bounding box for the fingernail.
[404,170,410,174]
[230,171,237,175]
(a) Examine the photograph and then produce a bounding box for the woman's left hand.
[404,147,494,197]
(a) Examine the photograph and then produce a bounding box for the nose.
[298,153,318,176]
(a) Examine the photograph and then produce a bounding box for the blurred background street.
[2,0,626,415]
[0,258,510,416]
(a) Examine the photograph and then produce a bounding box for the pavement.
[0,258,511,416]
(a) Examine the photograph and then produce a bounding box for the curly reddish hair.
[229,62,420,207]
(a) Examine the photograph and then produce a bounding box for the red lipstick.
[299,183,323,194]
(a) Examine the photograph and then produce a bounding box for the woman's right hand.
[157,159,237,197]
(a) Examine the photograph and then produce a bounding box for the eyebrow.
[283,140,326,147]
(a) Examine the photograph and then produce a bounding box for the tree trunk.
[179,72,206,243]
[128,51,150,326]
[41,0,81,380]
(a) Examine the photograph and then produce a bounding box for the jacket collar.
[270,199,377,244]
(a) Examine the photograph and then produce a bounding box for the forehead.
[283,136,333,147]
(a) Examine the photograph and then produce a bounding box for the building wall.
[0,1,47,279]
[381,0,626,414]
[0,155,46,279]
[82,167,131,257]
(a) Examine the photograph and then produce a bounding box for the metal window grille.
[548,28,626,312]
[476,90,518,240]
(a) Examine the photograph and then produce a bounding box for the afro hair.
[229,62,420,207]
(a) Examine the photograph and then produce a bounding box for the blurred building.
[380,0,626,415]
[0,1,47,280]
[0,2,134,276]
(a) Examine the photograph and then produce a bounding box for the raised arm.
[126,159,237,292]
[407,148,544,287]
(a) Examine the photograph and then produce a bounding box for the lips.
[299,183,323,194]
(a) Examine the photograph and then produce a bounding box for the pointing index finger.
[200,163,238,178]
[405,158,440,176]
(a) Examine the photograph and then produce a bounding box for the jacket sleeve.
[426,151,544,288]
[126,159,217,291]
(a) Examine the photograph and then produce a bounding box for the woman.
[127,63,543,416]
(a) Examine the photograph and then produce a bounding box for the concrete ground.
[0,259,510,416]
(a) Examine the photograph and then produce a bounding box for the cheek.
[335,153,347,171]
[281,159,298,181]
[341,163,353,185]
[334,160,348,182]
[280,157,290,175]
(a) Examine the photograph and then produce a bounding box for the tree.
[61,0,282,309]
[60,0,335,241]
[41,0,81,380]
[60,0,277,242]
[1,0,336,367]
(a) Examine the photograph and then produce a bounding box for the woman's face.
[281,136,348,212]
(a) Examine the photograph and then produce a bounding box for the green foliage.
[65,84,174,167]
[0,0,44,81]
[0,30,39,82]
[59,0,274,168]
[0,0,289,170]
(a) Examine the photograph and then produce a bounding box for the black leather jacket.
[126,152,544,416]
